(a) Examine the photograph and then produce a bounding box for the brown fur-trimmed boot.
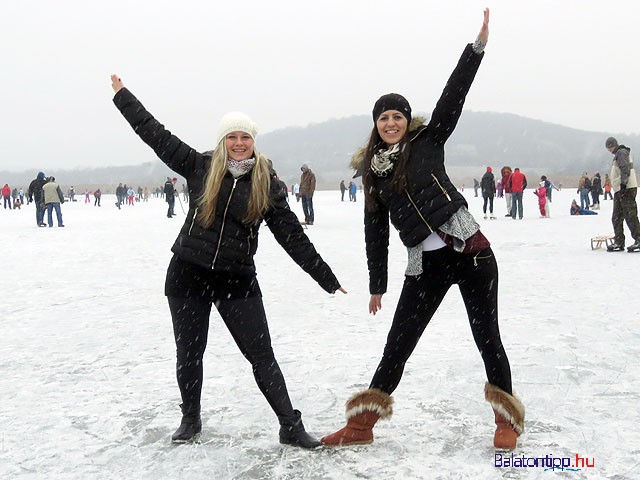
[321,388,393,446]
[484,382,525,450]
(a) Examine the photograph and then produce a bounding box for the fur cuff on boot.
[484,382,525,435]
[345,388,394,420]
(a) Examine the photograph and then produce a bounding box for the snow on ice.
[1,189,638,479]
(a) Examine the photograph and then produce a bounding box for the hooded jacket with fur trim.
[352,44,483,294]
[113,88,340,294]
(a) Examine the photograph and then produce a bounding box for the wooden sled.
[591,235,615,250]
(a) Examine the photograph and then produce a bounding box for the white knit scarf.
[227,158,256,178]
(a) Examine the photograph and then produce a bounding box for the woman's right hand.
[369,294,383,315]
[110,74,124,93]
[478,8,490,45]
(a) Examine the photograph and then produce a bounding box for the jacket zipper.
[247,225,254,255]
[188,207,198,235]
[212,178,238,269]
[431,174,452,201]
[404,189,433,233]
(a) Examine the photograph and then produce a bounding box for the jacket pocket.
[431,173,452,201]
[405,189,433,232]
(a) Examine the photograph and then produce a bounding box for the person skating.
[27,171,47,226]
[321,9,523,451]
[299,164,316,224]
[480,166,496,219]
[110,74,346,447]
[42,176,65,227]
[164,177,176,217]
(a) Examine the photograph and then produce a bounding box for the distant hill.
[259,112,639,189]
[2,112,636,192]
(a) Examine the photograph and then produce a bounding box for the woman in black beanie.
[110,75,346,447]
[322,9,524,451]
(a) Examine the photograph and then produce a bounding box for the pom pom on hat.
[216,111,258,145]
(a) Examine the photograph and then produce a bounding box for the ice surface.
[1,189,638,479]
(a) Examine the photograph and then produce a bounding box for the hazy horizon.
[2,0,640,172]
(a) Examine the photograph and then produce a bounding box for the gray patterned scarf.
[371,144,400,177]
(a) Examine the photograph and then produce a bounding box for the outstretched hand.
[478,8,490,45]
[110,74,124,93]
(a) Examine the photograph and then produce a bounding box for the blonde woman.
[110,75,346,447]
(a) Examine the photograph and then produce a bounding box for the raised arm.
[110,74,202,178]
[428,9,489,145]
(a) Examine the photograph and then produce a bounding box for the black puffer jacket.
[352,44,483,294]
[113,88,340,293]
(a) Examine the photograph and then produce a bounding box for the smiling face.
[225,131,255,161]
[376,110,408,145]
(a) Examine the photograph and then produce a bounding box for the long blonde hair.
[196,139,271,227]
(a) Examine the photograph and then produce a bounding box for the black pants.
[168,296,295,422]
[369,247,513,395]
[612,187,640,245]
[482,195,494,214]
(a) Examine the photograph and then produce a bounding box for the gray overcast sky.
[1,0,639,172]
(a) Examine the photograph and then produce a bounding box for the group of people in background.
[477,165,557,220]
[469,138,640,253]
[576,171,607,211]
[2,184,25,210]
[339,180,358,202]
[15,172,67,227]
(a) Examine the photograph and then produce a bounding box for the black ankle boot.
[279,410,322,449]
[171,405,202,443]
[171,415,202,443]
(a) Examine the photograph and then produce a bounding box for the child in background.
[533,181,547,217]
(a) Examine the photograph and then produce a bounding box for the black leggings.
[369,247,513,395]
[482,195,494,214]
[168,296,295,421]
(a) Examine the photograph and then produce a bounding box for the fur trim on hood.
[350,116,427,176]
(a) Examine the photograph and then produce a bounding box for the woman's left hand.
[335,287,348,294]
[478,8,490,45]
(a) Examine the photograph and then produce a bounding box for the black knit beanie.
[372,93,412,124]
[605,137,619,149]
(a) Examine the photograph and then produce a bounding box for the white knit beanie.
[216,111,258,145]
